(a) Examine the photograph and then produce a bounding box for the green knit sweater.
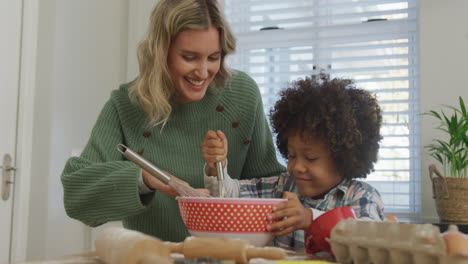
[61,70,286,242]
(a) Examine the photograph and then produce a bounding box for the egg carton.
[328,219,468,264]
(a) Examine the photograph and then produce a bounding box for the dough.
[95,227,172,264]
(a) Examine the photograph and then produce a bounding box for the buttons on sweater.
[143,131,152,138]
[138,149,144,155]
[215,105,246,144]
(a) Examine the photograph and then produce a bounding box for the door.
[0,0,23,262]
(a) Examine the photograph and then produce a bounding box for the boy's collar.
[335,178,351,193]
[300,178,351,201]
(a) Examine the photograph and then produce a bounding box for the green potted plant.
[424,96,468,222]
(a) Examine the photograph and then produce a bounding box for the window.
[224,0,420,220]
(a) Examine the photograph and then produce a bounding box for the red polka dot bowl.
[177,197,287,247]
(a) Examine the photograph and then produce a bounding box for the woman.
[61,0,285,242]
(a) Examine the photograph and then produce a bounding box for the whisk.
[216,162,226,198]
[117,144,210,197]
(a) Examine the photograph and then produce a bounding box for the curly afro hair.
[270,73,382,180]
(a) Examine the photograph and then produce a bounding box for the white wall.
[27,0,55,259]
[419,0,468,222]
[28,0,129,259]
[23,0,468,260]
[126,0,158,80]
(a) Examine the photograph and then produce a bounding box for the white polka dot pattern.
[178,199,282,233]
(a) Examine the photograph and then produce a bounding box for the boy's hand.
[267,192,313,236]
[201,130,228,176]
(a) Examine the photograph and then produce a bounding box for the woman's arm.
[240,95,286,179]
[231,72,286,179]
[61,98,151,227]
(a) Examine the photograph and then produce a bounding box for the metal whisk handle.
[117,144,171,184]
[216,161,226,197]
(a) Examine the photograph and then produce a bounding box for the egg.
[442,225,468,256]
[385,215,399,223]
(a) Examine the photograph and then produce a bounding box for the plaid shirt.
[238,173,385,251]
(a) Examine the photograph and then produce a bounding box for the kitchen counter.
[433,222,468,233]
[21,221,468,264]
[13,252,102,264]
[14,251,336,264]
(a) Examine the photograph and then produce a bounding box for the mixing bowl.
[178,197,286,247]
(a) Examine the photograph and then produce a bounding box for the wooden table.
[15,251,336,264]
[13,252,103,264]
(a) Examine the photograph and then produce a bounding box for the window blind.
[224,0,420,219]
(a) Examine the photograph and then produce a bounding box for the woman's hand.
[142,169,210,198]
[201,130,228,176]
[267,192,313,236]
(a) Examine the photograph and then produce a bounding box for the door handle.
[0,166,17,172]
[1,154,16,201]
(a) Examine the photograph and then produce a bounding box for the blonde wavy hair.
[129,0,236,127]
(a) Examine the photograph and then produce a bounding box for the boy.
[202,74,385,250]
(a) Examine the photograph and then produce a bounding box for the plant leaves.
[424,97,468,178]
[460,96,466,117]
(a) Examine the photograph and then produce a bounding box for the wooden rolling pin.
[95,227,172,264]
[165,237,287,264]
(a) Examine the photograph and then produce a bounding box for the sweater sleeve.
[239,77,286,180]
[203,162,240,198]
[61,98,154,227]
